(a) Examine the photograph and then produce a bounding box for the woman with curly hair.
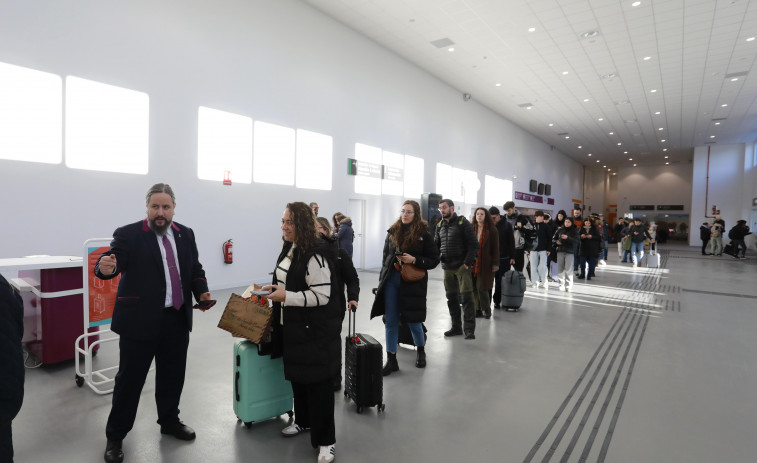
[471,207,499,319]
[370,200,440,375]
[263,201,341,463]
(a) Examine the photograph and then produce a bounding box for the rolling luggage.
[233,339,293,428]
[501,267,526,311]
[344,308,385,413]
[647,251,660,268]
[723,243,737,257]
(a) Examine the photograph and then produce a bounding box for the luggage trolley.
[74,238,121,394]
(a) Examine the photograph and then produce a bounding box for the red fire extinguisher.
[223,239,233,264]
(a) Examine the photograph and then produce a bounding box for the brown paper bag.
[217,293,273,343]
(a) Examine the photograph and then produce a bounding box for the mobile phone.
[394,251,403,256]
[193,299,216,310]
[249,290,272,296]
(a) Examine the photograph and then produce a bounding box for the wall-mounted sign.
[382,165,404,182]
[347,158,381,178]
[629,205,654,211]
[656,205,684,211]
[515,191,544,203]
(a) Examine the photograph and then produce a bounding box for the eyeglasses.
[400,210,414,215]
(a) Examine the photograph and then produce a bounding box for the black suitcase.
[344,308,385,413]
[724,243,737,257]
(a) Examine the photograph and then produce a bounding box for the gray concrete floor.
[12,243,757,462]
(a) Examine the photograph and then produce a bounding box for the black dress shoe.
[160,421,196,440]
[104,439,123,463]
[444,328,463,337]
[464,333,476,340]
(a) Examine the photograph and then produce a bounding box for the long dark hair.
[472,207,493,232]
[286,201,318,255]
[556,209,567,223]
[388,200,428,251]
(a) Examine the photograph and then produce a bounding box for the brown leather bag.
[394,261,425,282]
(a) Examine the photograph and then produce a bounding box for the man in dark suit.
[95,183,211,463]
[0,274,24,463]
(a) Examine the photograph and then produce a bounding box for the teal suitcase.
[233,339,293,427]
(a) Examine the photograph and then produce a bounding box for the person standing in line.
[95,183,211,463]
[309,202,319,217]
[553,217,579,292]
[577,217,601,280]
[315,217,359,391]
[613,218,627,259]
[0,274,24,463]
[699,222,711,255]
[528,210,551,288]
[597,213,609,266]
[263,202,341,463]
[503,201,526,274]
[549,210,568,281]
[728,220,752,259]
[571,209,584,274]
[708,219,724,256]
[471,207,499,319]
[435,199,479,339]
[628,217,653,267]
[335,214,354,259]
[371,200,439,375]
[490,206,515,309]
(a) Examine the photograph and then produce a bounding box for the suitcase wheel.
[356,406,364,414]
[378,403,386,413]
[287,410,294,418]
[244,422,252,429]
[75,374,84,388]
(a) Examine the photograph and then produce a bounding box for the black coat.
[579,225,602,257]
[371,229,440,324]
[274,239,342,384]
[553,225,579,254]
[496,218,516,259]
[0,274,24,426]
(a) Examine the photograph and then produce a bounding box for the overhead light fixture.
[655,111,661,115]
[613,172,617,175]
[633,164,637,166]
[578,145,582,149]
[710,135,716,138]
[663,148,668,151]
[658,127,664,131]
[731,78,739,82]
[548,123,554,127]
[448,47,455,52]
[666,162,670,165]
[528,27,536,32]
[580,30,600,40]
[583,98,590,102]
[624,151,628,154]
[565,135,569,138]
[721,104,728,107]
[596,160,600,163]
[617,142,622,145]
[598,118,604,121]
[643,56,651,61]
[747,37,755,42]
[562,71,569,75]
[661,139,666,142]
[609,131,614,135]
[715,122,721,125]
[495,83,502,87]
[629,158,633,161]
[603,165,607,168]
[518,103,534,108]
[588,153,592,156]
[650,89,657,93]
[665,155,669,158]
[632,1,641,6]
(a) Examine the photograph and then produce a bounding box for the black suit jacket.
[94,219,208,340]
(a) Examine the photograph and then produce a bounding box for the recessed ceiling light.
[562,71,569,75]
[632,1,641,6]
[609,132,614,135]
[666,162,670,165]
[624,151,628,154]
[565,135,569,138]
[548,123,554,127]
[665,155,669,158]
[710,135,716,138]
[654,111,661,115]
[658,127,664,131]
[578,146,582,149]
[715,122,721,125]
[596,160,600,163]
[617,142,622,145]
[608,168,611,171]
[603,165,607,168]
[650,89,657,93]
[583,98,590,102]
[528,27,536,32]
[643,56,651,61]
[747,37,756,42]
[633,164,637,167]
[721,104,728,107]
[448,47,455,52]
[663,148,668,151]
[580,30,600,39]
[526,106,532,110]
[495,83,502,87]
[731,78,739,82]
[629,158,633,161]
[613,172,617,175]
[588,153,592,156]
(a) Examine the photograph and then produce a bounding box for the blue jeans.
[384,271,426,352]
[631,241,644,265]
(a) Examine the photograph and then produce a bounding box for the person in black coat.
[553,217,580,292]
[699,222,711,255]
[264,202,342,463]
[371,200,440,375]
[577,218,601,280]
[0,274,24,463]
[490,206,515,309]
[315,217,359,390]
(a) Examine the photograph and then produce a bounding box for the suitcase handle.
[348,304,358,343]
[234,371,240,402]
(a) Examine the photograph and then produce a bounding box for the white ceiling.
[301,0,757,171]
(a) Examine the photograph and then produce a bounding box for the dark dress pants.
[106,308,190,440]
[292,379,335,448]
[492,258,508,305]
[701,239,709,255]
[1,422,13,462]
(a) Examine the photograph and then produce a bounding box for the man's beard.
[442,210,451,219]
[149,216,171,235]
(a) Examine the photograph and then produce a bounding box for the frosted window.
[0,62,62,163]
[435,163,452,198]
[197,106,252,183]
[354,143,382,195]
[65,76,149,174]
[451,167,466,202]
[403,155,424,199]
[295,129,332,190]
[253,121,295,185]
[485,175,513,206]
[464,170,480,204]
[381,150,404,196]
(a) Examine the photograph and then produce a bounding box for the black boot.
[415,346,426,368]
[382,352,399,376]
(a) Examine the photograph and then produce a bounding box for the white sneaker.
[599,259,607,266]
[281,423,310,437]
[530,282,538,288]
[558,285,565,291]
[318,444,335,463]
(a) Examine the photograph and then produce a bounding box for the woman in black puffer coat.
[371,200,440,375]
[578,217,601,280]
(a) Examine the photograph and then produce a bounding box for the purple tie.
[162,235,183,310]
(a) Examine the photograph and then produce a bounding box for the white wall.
[0,0,583,289]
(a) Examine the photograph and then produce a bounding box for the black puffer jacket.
[579,225,602,257]
[274,239,342,384]
[0,274,24,427]
[434,213,479,269]
[628,224,651,243]
[371,229,440,323]
[553,225,580,254]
